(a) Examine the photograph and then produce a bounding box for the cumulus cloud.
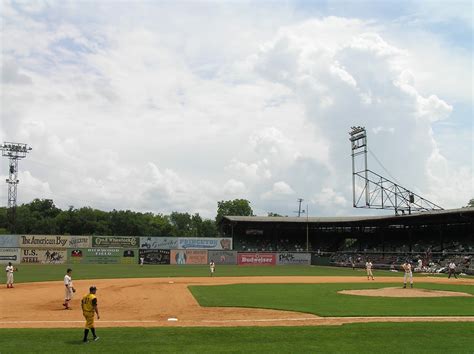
[223,179,247,196]
[261,181,295,200]
[312,187,348,209]
[0,2,471,218]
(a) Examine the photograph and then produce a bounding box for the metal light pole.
[1,142,32,232]
[1,142,32,207]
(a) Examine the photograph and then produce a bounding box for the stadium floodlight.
[349,127,442,215]
[1,141,32,208]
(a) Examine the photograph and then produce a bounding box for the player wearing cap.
[402,261,413,288]
[63,268,75,309]
[5,262,17,288]
[209,260,216,277]
[365,259,374,280]
[81,286,100,343]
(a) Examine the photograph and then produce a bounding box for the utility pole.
[306,204,309,251]
[1,142,32,231]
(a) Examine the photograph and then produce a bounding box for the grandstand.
[219,207,474,274]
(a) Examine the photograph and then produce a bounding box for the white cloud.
[0,2,471,218]
[223,179,247,196]
[312,187,348,208]
[261,181,295,200]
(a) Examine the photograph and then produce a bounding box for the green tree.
[466,198,474,208]
[169,212,192,237]
[0,207,7,232]
[10,199,61,234]
[199,219,217,237]
[216,199,253,224]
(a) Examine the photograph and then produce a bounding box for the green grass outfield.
[0,323,473,354]
[190,282,474,316]
[3,265,473,353]
[8,263,466,283]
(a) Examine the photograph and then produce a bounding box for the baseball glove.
[72,287,76,293]
[14,267,18,272]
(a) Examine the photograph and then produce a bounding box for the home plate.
[167,318,178,321]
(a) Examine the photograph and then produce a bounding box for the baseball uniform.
[5,264,14,288]
[403,262,413,288]
[365,261,374,280]
[63,271,74,309]
[81,287,100,343]
[209,261,215,276]
[448,262,457,279]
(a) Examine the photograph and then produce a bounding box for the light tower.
[1,142,32,208]
[294,198,305,217]
[349,127,442,214]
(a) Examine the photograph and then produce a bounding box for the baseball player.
[209,260,216,277]
[81,286,100,343]
[5,262,17,288]
[448,261,457,279]
[63,268,76,309]
[365,259,374,280]
[402,261,413,288]
[139,256,145,267]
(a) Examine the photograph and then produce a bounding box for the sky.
[1,0,472,219]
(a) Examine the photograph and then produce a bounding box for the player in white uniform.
[63,268,75,309]
[448,261,457,279]
[365,260,374,280]
[139,256,145,267]
[209,260,215,277]
[402,261,413,288]
[5,262,16,288]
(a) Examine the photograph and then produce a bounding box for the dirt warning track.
[1,276,473,328]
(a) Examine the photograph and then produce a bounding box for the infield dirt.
[1,276,473,328]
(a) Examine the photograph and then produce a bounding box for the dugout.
[219,208,474,254]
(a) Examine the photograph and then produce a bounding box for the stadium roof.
[222,207,474,226]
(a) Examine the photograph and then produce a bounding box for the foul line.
[0,320,162,324]
[3,316,474,325]
[202,317,318,323]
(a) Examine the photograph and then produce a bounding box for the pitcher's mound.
[339,287,473,298]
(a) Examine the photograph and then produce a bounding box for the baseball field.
[0,264,473,353]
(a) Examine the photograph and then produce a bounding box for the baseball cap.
[90,286,97,292]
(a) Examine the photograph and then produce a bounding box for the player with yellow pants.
[81,286,100,343]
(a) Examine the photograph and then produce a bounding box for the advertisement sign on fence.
[0,235,19,248]
[20,248,67,264]
[68,248,138,264]
[68,236,91,248]
[139,249,170,265]
[237,253,276,265]
[170,250,208,265]
[0,248,20,264]
[19,235,70,248]
[139,237,178,250]
[276,252,311,265]
[178,237,232,250]
[208,250,237,265]
[92,236,139,248]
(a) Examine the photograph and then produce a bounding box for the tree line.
[0,198,253,236]
[1,198,471,236]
